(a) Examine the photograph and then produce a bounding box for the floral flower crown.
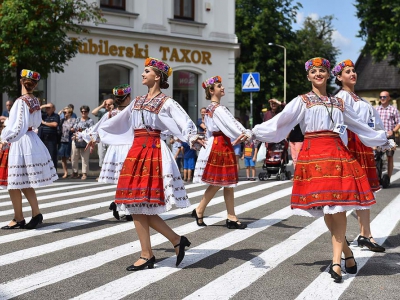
[305,57,331,72]
[145,57,172,77]
[332,59,355,76]
[202,75,222,89]
[20,69,41,81]
[113,84,131,96]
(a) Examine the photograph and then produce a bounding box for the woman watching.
[58,107,76,178]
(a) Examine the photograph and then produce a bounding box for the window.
[100,0,125,10]
[173,71,198,122]
[174,0,194,21]
[99,65,130,103]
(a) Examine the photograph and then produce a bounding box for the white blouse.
[252,93,388,148]
[98,95,197,145]
[1,97,42,143]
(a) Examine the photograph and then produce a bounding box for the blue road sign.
[242,72,260,92]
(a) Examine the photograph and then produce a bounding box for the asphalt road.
[0,154,399,300]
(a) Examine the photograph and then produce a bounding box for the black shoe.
[357,235,385,252]
[328,263,342,283]
[109,202,120,220]
[226,219,247,229]
[25,214,43,230]
[124,214,133,222]
[342,250,357,274]
[174,236,191,267]
[345,236,350,246]
[1,219,26,230]
[191,209,207,227]
[126,256,155,271]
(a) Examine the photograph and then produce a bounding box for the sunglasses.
[379,96,388,99]
[81,110,88,113]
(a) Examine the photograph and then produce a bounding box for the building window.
[174,0,194,21]
[173,71,198,122]
[99,65,130,103]
[100,0,126,10]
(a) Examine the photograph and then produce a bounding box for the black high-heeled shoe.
[191,209,207,227]
[1,219,26,230]
[174,236,191,267]
[328,263,343,283]
[345,236,350,246]
[226,219,247,229]
[109,202,120,220]
[126,256,155,271]
[342,250,357,274]
[25,214,43,230]
[357,235,385,252]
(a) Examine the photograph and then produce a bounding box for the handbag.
[75,139,87,149]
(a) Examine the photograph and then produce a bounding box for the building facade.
[21,0,239,123]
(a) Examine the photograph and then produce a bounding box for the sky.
[292,0,365,63]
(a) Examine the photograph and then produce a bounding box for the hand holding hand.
[232,134,248,146]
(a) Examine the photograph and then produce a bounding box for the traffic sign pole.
[250,92,253,128]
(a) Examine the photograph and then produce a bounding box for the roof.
[354,54,400,92]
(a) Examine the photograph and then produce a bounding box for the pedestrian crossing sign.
[242,72,260,92]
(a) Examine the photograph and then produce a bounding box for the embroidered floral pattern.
[133,94,169,114]
[300,92,344,112]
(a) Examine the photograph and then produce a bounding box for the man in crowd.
[376,91,400,183]
[40,102,61,171]
[91,97,114,174]
[1,100,13,118]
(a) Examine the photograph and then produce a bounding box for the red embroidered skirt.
[0,148,8,187]
[115,129,165,207]
[347,130,380,192]
[202,131,238,186]
[291,131,375,210]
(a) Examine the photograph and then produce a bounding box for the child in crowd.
[242,140,257,180]
[182,141,196,182]
[170,136,183,173]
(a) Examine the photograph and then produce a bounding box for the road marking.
[0,187,292,299]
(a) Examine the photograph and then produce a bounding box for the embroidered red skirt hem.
[0,148,8,187]
[202,131,238,186]
[347,130,380,192]
[115,129,165,206]
[291,131,375,210]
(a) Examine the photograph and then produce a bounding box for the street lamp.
[268,42,286,103]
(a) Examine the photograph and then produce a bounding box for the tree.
[0,0,104,97]
[356,0,400,67]
[235,0,301,125]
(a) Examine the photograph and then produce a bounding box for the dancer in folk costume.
[192,76,252,229]
[236,58,394,283]
[78,84,133,221]
[98,58,202,271]
[0,69,58,230]
[334,59,387,252]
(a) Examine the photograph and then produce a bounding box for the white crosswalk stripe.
[0,168,399,300]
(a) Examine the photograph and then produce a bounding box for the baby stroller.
[258,139,291,181]
[374,149,390,188]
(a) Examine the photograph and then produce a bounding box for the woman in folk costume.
[236,58,394,283]
[192,76,252,229]
[334,59,386,252]
[78,84,133,221]
[0,69,58,230]
[98,58,202,271]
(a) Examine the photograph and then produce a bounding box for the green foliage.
[235,1,340,125]
[356,0,400,67]
[0,0,105,97]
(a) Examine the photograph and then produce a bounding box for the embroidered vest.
[133,93,169,114]
[300,92,344,112]
[19,95,40,114]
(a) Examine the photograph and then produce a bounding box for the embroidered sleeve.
[0,98,31,143]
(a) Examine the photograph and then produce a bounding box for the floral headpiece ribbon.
[145,57,172,77]
[20,69,41,81]
[113,84,131,96]
[305,57,331,72]
[202,75,222,89]
[332,59,355,76]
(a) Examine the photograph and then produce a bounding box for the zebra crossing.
[0,167,399,300]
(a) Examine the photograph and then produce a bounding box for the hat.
[20,69,41,81]
[304,57,331,72]
[144,57,172,77]
[332,59,355,76]
[269,98,282,105]
[112,84,131,96]
[202,75,222,89]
